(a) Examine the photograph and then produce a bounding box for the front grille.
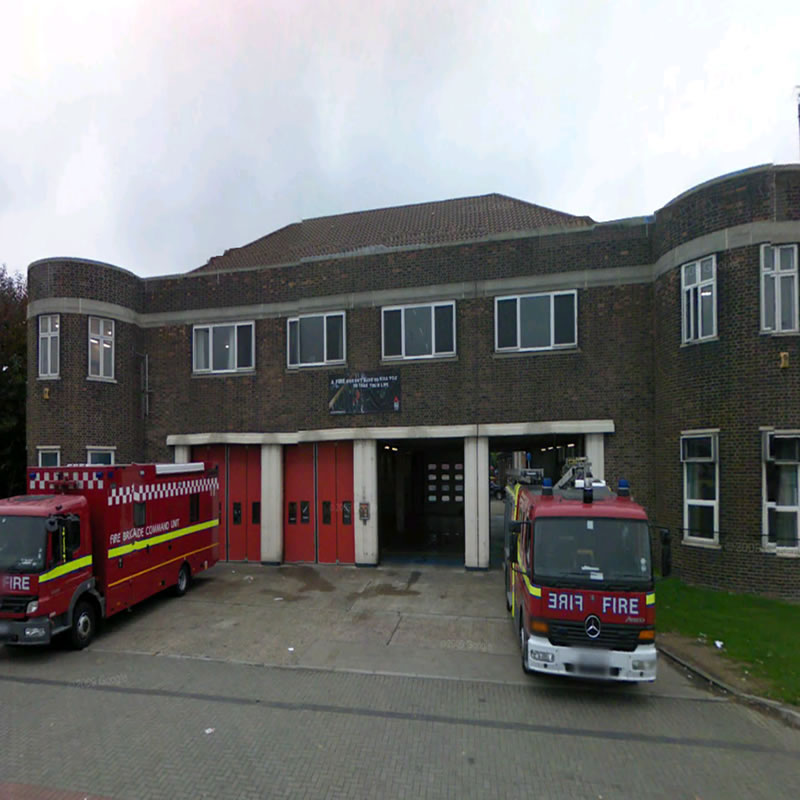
[548,620,642,652]
[0,595,34,614]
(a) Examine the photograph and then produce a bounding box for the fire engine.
[504,459,656,681]
[0,462,219,648]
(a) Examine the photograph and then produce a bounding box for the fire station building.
[26,163,800,599]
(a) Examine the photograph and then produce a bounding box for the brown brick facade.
[26,165,800,598]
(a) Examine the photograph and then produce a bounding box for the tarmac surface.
[1,561,799,800]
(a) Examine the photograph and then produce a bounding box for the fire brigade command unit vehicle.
[504,459,656,682]
[0,462,219,649]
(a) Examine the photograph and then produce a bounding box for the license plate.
[576,649,609,674]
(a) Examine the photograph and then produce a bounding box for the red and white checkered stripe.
[28,470,105,491]
[107,477,219,506]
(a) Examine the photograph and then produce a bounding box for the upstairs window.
[761,244,798,334]
[495,291,577,352]
[193,322,254,373]
[382,302,456,360]
[88,317,115,379]
[681,256,716,343]
[38,315,60,378]
[681,432,719,544]
[287,312,345,367]
[763,431,800,550]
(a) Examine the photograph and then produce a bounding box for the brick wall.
[25,164,800,597]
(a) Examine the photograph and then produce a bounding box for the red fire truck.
[0,462,219,649]
[504,459,656,682]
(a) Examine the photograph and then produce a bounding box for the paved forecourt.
[2,562,800,799]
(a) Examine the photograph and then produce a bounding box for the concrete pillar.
[585,433,605,481]
[260,444,283,563]
[173,445,190,463]
[464,436,490,568]
[353,439,378,565]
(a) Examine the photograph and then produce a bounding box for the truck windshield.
[533,517,652,587]
[0,516,47,573]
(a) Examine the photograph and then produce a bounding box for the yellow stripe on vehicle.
[108,543,217,588]
[521,572,541,597]
[39,555,93,584]
[646,592,655,606]
[108,519,219,559]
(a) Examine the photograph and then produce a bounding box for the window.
[761,244,798,333]
[193,322,254,373]
[763,431,800,550]
[681,256,716,343]
[287,312,345,367]
[134,502,146,527]
[681,432,719,543]
[86,448,115,465]
[88,317,115,379]
[382,302,455,359]
[495,291,577,352]
[37,448,60,467]
[38,315,60,378]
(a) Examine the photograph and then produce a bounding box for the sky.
[2,0,799,279]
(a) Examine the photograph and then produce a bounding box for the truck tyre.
[520,614,533,674]
[174,563,190,597]
[70,600,96,650]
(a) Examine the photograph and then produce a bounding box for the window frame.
[681,256,717,344]
[38,314,60,378]
[37,447,61,467]
[762,430,800,552]
[381,301,457,361]
[681,431,719,545]
[286,311,346,368]
[87,316,115,380]
[86,447,115,465]
[760,243,799,334]
[192,321,255,374]
[494,290,578,353]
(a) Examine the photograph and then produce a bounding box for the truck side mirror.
[509,532,518,562]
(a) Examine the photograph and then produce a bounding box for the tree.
[0,264,27,497]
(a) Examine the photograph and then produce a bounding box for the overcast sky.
[2,0,799,279]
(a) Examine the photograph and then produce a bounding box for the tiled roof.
[193,193,594,272]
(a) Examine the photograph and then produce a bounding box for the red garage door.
[284,442,354,564]
[191,444,261,562]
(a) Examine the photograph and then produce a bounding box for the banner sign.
[328,373,401,415]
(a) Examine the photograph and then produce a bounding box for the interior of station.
[377,434,586,564]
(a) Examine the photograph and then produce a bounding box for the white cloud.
[0,0,798,277]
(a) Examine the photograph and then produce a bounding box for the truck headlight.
[26,600,39,615]
[24,626,47,638]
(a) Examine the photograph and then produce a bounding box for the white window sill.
[86,376,117,384]
[680,336,719,347]
[192,370,256,378]
[765,547,800,557]
[493,347,578,358]
[681,537,721,550]
[759,330,799,337]
[287,362,347,370]
[381,354,458,363]
[37,375,60,381]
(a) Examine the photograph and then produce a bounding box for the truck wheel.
[520,619,533,675]
[70,600,96,650]
[174,564,190,597]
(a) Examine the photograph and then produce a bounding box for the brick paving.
[2,563,799,798]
